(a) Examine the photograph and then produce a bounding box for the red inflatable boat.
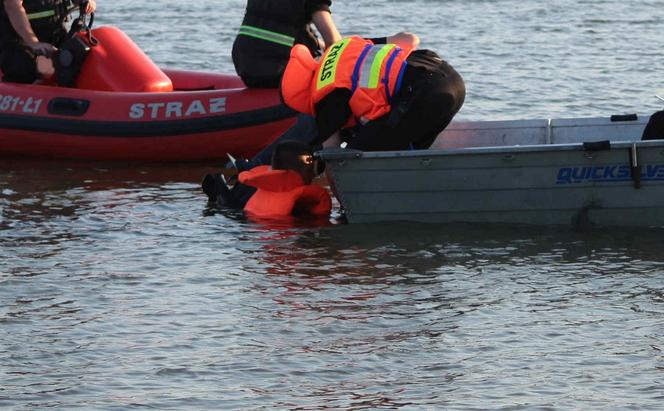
[0,26,295,162]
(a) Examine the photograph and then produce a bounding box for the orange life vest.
[239,165,332,217]
[281,36,412,125]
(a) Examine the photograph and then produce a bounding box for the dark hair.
[271,141,313,170]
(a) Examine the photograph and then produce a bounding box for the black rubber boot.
[201,173,232,205]
[202,173,256,209]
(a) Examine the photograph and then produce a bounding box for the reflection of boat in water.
[0,158,223,193]
[0,26,294,162]
[320,114,664,228]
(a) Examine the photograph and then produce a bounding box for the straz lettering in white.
[0,94,43,114]
[129,97,227,119]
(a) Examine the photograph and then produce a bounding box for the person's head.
[271,141,316,184]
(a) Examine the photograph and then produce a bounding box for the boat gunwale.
[317,139,664,161]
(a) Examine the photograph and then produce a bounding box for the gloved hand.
[27,42,57,57]
[79,0,96,14]
[226,154,252,172]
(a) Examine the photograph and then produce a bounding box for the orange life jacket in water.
[239,165,332,217]
[281,36,412,125]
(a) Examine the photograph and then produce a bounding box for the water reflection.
[2,0,664,406]
[2,159,664,410]
[222,221,664,410]
[1,159,219,260]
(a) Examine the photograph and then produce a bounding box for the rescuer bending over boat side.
[280,36,465,151]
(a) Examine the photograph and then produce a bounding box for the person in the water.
[202,140,331,218]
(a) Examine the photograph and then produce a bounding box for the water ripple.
[2,1,664,409]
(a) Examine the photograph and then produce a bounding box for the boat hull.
[0,69,294,161]
[320,115,664,228]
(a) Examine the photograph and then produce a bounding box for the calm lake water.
[2,0,664,409]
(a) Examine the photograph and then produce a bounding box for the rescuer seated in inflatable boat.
[202,141,331,218]
[642,110,664,140]
[230,1,341,172]
[0,0,95,83]
[233,0,342,89]
[280,36,465,152]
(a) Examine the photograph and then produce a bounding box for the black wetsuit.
[313,49,466,151]
[232,0,331,88]
[642,110,664,140]
[0,0,70,83]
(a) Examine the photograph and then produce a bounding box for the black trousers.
[1,28,65,83]
[642,110,664,140]
[347,50,466,151]
[0,44,39,83]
